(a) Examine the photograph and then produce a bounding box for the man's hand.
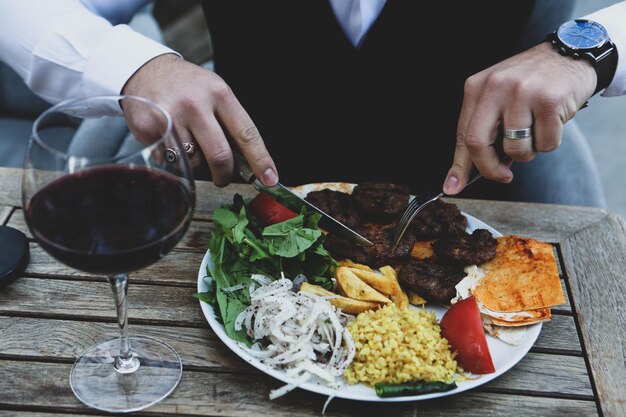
[443,42,596,195]
[122,54,278,187]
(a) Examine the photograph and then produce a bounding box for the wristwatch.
[546,19,618,96]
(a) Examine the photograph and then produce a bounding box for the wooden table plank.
[448,198,608,243]
[0,168,22,208]
[0,317,244,370]
[533,314,582,353]
[0,361,598,417]
[21,244,204,286]
[0,317,590,397]
[4,208,26,235]
[0,206,12,224]
[560,213,626,417]
[0,278,205,326]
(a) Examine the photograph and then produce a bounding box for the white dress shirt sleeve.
[0,0,177,104]
[584,1,626,96]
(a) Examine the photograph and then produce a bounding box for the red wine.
[26,165,194,275]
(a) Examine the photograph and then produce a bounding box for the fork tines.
[390,193,443,253]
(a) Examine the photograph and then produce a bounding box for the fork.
[390,172,484,253]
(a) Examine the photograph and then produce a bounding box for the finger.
[174,126,208,172]
[215,88,278,186]
[503,102,535,162]
[465,95,512,183]
[444,77,480,194]
[444,140,473,195]
[532,101,563,153]
[189,117,235,187]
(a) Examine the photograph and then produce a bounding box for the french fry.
[338,259,373,271]
[407,290,427,306]
[299,282,382,315]
[379,265,410,308]
[379,266,404,295]
[391,290,410,309]
[336,267,391,304]
[349,267,400,296]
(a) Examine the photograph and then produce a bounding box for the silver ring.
[504,127,532,140]
[165,142,197,164]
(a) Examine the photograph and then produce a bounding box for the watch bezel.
[556,19,609,51]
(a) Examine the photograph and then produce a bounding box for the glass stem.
[108,274,140,374]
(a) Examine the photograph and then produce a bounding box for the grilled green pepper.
[374,380,457,398]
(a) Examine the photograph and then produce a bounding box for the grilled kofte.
[307,182,413,267]
[397,259,466,302]
[410,199,468,240]
[432,229,497,265]
[305,189,361,228]
[324,222,416,267]
[306,181,496,303]
[351,181,411,222]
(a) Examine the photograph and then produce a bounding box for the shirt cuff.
[585,2,626,96]
[83,24,180,97]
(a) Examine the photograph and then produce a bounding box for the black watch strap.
[589,45,618,95]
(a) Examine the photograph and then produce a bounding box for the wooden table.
[1,166,625,417]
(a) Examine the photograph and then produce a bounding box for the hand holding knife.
[232,152,373,247]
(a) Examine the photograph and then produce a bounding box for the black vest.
[201,1,558,198]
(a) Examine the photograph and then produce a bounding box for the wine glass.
[22,95,195,413]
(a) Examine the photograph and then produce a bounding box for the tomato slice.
[440,296,495,374]
[249,192,298,226]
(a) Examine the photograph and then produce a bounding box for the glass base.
[70,336,182,413]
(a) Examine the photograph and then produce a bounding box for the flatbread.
[473,236,565,312]
[481,305,552,322]
[487,308,552,327]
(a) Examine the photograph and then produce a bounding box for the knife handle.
[232,151,256,183]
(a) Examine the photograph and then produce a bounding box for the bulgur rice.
[344,304,458,385]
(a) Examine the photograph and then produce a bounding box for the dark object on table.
[432,229,497,265]
[0,225,29,289]
[397,258,466,302]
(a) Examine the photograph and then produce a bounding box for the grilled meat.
[432,229,497,265]
[351,181,410,222]
[398,258,466,302]
[411,199,467,240]
[324,222,416,267]
[305,189,361,228]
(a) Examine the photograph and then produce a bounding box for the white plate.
[197,183,541,402]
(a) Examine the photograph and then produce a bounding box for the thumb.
[443,139,473,195]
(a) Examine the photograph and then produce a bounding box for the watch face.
[557,19,609,50]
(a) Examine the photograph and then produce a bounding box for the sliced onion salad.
[234,273,356,399]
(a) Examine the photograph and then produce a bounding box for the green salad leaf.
[195,194,337,344]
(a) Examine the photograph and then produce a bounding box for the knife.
[233,152,373,247]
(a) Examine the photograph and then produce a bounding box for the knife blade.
[233,152,373,247]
